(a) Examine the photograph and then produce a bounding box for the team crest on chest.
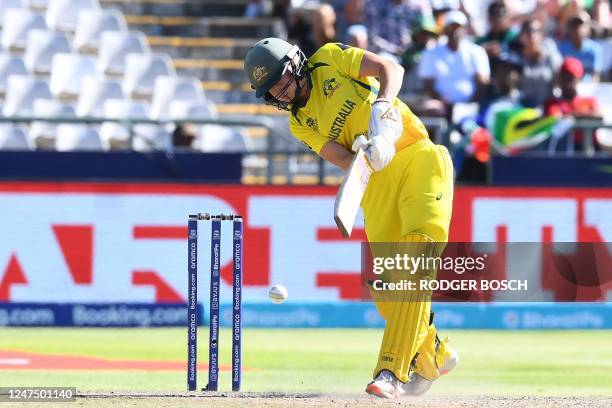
[306,117,318,131]
[252,66,268,82]
[323,78,340,98]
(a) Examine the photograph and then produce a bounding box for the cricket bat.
[334,148,373,238]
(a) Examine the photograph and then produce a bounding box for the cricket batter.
[244,38,458,398]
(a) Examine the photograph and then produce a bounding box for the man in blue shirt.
[558,11,603,82]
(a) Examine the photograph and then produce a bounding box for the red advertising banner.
[0,182,609,303]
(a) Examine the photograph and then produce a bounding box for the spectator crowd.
[247,0,611,161]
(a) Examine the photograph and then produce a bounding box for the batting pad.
[372,233,442,383]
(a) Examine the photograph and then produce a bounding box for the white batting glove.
[351,134,370,152]
[368,99,403,143]
[366,135,395,171]
[351,134,395,171]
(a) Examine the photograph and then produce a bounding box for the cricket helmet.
[244,37,310,111]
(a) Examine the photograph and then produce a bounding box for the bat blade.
[334,148,373,238]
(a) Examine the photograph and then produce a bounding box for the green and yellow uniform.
[291,43,455,383]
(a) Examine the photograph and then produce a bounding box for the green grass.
[0,328,611,396]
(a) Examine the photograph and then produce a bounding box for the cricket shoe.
[402,343,459,396]
[365,370,402,399]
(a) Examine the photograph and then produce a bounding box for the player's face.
[269,68,297,103]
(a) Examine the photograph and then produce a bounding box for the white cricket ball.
[268,285,288,304]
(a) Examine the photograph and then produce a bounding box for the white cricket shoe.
[401,348,459,396]
[365,369,402,399]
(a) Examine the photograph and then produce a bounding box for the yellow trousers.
[362,138,454,383]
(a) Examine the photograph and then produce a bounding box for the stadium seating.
[4,75,52,116]
[50,54,98,98]
[24,30,72,74]
[0,0,23,28]
[46,0,100,32]
[97,31,150,74]
[168,100,219,121]
[73,9,127,52]
[0,54,27,96]
[76,76,125,117]
[2,8,46,50]
[0,0,279,156]
[122,53,176,98]
[29,98,76,149]
[55,124,104,151]
[0,125,33,150]
[149,76,205,120]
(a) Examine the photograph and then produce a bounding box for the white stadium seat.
[3,75,52,116]
[0,53,27,95]
[24,30,71,74]
[49,53,97,98]
[29,98,76,149]
[101,99,170,151]
[24,0,48,11]
[122,53,176,97]
[196,125,252,153]
[0,125,33,151]
[97,31,150,75]
[0,0,23,29]
[577,82,612,123]
[76,76,124,117]
[73,9,127,52]
[46,0,100,32]
[55,124,103,151]
[104,98,149,120]
[168,100,219,121]
[2,8,46,51]
[99,98,150,150]
[150,76,205,120]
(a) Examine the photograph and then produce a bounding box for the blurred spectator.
[245,0,274,17]
[545,57,601,125]
[545,57,601,117]
[558,11,603,81]
[364,0,433,56]
[554,0,611,37]
[287,1,338,56]
[418,11,490,117]
[591,0,611,37]
[399,15,439,101]
[476,1,520,63]
[172,123,197,149]
[544,56,602,150]
[431,0,478,36]
[478,58,523,129]
[513,18,562,107]
[401,15,439,71]
[335,0,365,41]
[345,24,368,49]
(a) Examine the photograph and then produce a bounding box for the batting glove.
[351,134,395,171]
[367,135,395,171]
[351,134,370,152]
[368,98,403,143]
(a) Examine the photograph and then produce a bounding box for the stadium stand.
[0,0,607,185]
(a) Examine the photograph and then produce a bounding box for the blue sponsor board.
[0,151,242,182]
[1,302,611,329]
[492,156,612,186]
[0,303,192,327]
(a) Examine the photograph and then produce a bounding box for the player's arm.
[319,140,354,171]
[356,50,404,171]
[358,50,404,101]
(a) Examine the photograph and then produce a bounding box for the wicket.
[187,213,243,392]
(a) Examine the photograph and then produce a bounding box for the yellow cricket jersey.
[290,43,428,154]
